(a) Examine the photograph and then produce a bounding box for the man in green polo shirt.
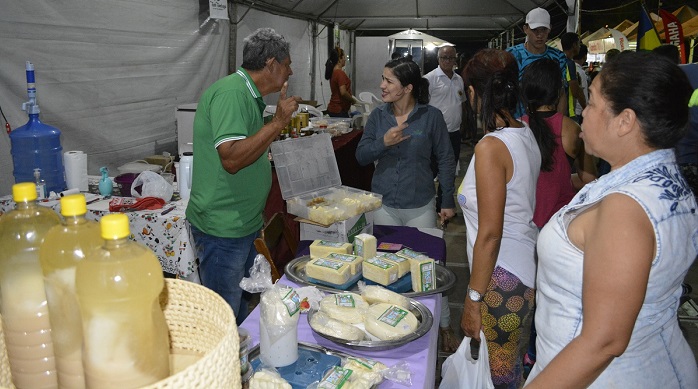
[186,28,300,324]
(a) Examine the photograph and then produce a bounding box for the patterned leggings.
[481,266,535,389]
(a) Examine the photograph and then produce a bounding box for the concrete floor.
[434,142,698,387]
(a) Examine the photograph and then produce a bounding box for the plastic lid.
[100,213,130,240]
[13,182,37,202]
[60,194,87,216]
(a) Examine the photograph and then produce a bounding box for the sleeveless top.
[527,149,698,388]
[457,124,541,288]
[523,112,577,227]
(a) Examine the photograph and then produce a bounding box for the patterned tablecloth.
[0,195,196,278]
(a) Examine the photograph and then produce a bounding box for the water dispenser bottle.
[10,61,66,193]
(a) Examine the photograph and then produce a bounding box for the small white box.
[299,211,374,243]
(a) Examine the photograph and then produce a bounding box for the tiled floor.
[435,142,698,388]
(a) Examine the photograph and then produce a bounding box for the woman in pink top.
[522,59,597,228]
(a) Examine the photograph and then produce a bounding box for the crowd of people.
[186,8,697,385]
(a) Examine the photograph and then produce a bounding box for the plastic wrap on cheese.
[259,285,301,344]
[362,256,399,286]
[343,357,387,387]
[353,233,377,260]
[305,258,352,286]
[309,240,353,259]
[326,252,363,275]
[409,255,437,292]
[364,303,419,341]
[359,283,411,310]
[379,252,410,278]
[319,292,369,324]
[309,311,366,342]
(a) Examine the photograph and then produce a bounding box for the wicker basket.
[0,278,241,389]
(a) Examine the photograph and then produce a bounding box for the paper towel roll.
[63,151,88,191]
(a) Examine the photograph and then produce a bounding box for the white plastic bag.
[131,170,174,201]
[440,330,495,389]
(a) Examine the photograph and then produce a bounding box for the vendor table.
[0,195,196,279]
[240,225,448,388]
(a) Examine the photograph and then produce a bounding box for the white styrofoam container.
[299,211,374,243]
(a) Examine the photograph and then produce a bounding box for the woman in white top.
[458,49,554,389]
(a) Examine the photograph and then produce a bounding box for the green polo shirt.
[186,68,271,238]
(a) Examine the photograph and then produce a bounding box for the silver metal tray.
[307,298,433,351]
[284,255,457,297]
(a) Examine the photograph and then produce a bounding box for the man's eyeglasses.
[439,56,457,61]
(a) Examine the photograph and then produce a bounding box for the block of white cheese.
[319,292,369,324]
[305,258,352,286]
[364,303,419,341]
[379,252,410,278]
[394,247,425,261]
[309,311,366,342]
[344,357,387,388]
[409,255,437,292]
[362,256,399,286]
[309,240,353,259]
[326,252,363,276]
[353,233,377,260]
[360,284,411,310]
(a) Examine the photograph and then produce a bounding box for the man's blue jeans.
[189,223,259,325]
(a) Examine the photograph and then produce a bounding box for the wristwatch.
[467,287,483,302]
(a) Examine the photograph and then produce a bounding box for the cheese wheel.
[360,284,411,309]
[409,256,437,292]
[380,252,410,278]
[326,252,363,276]
[319,292,369,324]
[362,256,399,286]
[305,258,351,286]
[309,311,366,342]
[309,240,353,259]
[353,233,377,260]
[364,303,419,341]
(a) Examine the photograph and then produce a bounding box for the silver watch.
[468,287,483,302]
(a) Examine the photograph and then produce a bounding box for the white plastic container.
[258,286,300,367]
[178,152,193,200]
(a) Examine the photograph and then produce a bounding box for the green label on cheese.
[327,253,358,263]
[377,305,409,327]
[319,240,345,248]
[366,257,394,269]
[335,294,356,307]
[318,366,352,388]
[314,258,344,270]
[381,253,407,263]
[281,288,300,316]
[396,248,422,259]
[354,238,365,256]
[419,262,435,291]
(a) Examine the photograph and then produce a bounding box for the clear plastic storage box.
[270,133,382,225]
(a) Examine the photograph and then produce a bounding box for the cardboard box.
[299,211,374,243]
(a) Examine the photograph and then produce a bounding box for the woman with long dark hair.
[325,47,358,117]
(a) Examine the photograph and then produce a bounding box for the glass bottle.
[0,182,60,389]
[75,213,169,388]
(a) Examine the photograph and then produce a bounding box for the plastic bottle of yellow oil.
[0,182,60,389]
[75,213,169,389]
[40,194,102,389]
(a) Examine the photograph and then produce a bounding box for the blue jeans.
[189,223,259,325]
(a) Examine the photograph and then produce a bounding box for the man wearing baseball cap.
[507,7,569,118]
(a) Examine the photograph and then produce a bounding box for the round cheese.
[364,303,419,341]
[360,285,411,310]
[319,292,369,324]
[309,311,366,342]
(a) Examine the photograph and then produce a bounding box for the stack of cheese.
[310,287,419,343]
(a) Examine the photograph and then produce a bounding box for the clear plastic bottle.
[75,213,170,389]
[34,168,47,200]
[0,182,60,389]
[40,194,103,389]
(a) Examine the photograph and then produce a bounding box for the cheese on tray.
[248,370,292,389]
[379,253,410,278]
[409,255,437,292]
[310,240,353,259]
[319,293,369,324]
[394,247,425,261]
[364,303,419,341]
[326,253,363,275]
[344,357,387,388]
[305,258,352,286]
[309,311,366,342]
[362,256,399,286]
[353,233,377,260]
[360,284,411,309]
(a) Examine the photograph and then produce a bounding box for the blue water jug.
[9,61,66,193]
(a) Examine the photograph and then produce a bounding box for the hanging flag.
[659,9,686,64]
[608,28,630,51]
[637,3,661,51]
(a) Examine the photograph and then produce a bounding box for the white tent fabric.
[0,0,229,195]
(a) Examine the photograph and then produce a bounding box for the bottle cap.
[60,194,87,216]
[100,213,130,240]
[12,182,37,202]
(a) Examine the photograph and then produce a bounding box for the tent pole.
[228,2,237,75]
[310,22,318,101]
